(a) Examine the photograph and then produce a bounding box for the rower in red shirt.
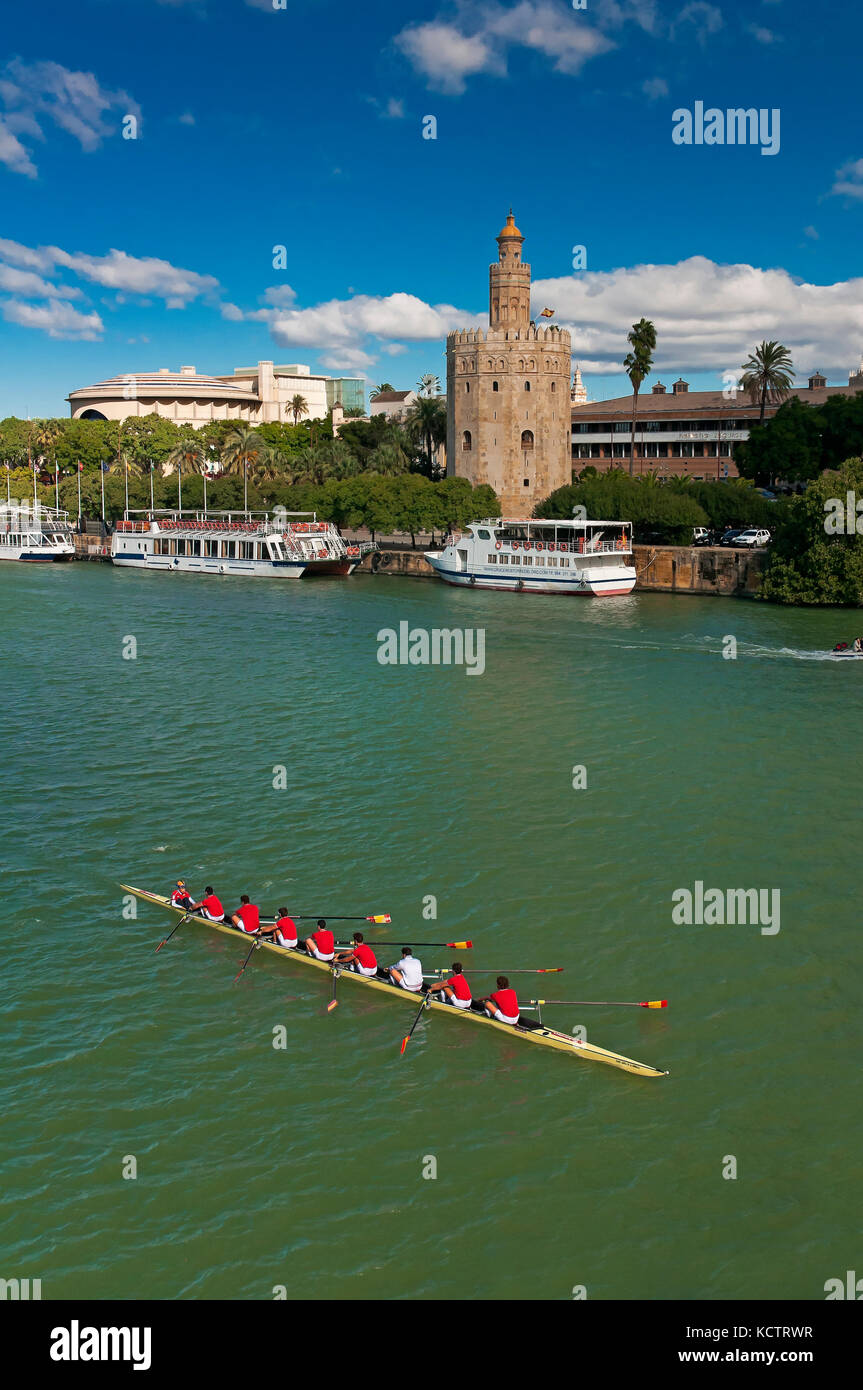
[256,908,298,949]
[189,886,225,922]
[303,918,335,962]
[335,931,378,977]
[479,975,520,1026]
[426,960,472,1010]
[170,880,195,910]
[231,895,260,934]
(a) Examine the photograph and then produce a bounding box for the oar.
[327,967,340,1013]
[292,913,391,923]
[399,994,430,1055]
[233,936,261,982]
[155,912,190,953]
[334,939,472,949]
[524,998,668,1009]
[425,966,561,976]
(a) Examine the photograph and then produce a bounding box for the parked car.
[719,528,744,547]
[692,527,712,546]
[733,529,771,548]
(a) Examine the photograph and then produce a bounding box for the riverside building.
[570,364,863,479]
[67,362,364,428]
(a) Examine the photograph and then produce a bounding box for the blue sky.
[2,0,863,417]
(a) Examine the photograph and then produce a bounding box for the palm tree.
[623,318,656,477]
[417,374,440,398]
[405,394,446,479]
[251,446,292,488]
[165,439,206,514]
[368,441,410,477]
[740,341,795,425]
[221,425,265,510]
[370,383,395,401]
[289,394,309,427]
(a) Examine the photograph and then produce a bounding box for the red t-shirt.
[313,928,334,954]
[447,972,471,1001]
[276,914,297,942]
[237,903,260,933]
[491,988,519,1017]
[202,894,223,916]
[171,889,189,905]
[354,942,377,969]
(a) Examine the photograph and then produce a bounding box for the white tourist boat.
[424,517,636,596]
[111,509,368,578]
[0,502,75,562]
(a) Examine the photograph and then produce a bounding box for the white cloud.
[803,225,819,240]
[396,21,496,94]
[748,24,779,43]
[1,298,103,340]
[671,2,723,46]
[384,97,405,118]
[49,247,219,305]
[0,59,141,175]
[178,111,195,126]
[0,115,37,177]
[531,256,863,379]
[0,238,56,272]
[260,284,297,307]
[265,291,480,354]
[0,263,81,299]
[828,158,863,201]
[319,349,377,371]
[642,77,668,99]
[220,302,245,321]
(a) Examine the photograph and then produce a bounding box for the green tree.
[405,394,446,479]
[761,458,863,604]
[289,394,309,426]
[623,318,656,477]
[740,340,795,425]
[370,383,395,401]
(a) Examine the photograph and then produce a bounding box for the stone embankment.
[357,542,767,596]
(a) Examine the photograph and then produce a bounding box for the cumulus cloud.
[264,291,480,355]
[748,24,779,43]
[1,298,103,340]
[0,263,81,299]
[395,1,615,93]
[532,255,863,379]
[670,2,723,46]
[48,247,219,305]
[0,58,140,175]
[642,77,668,99]
[828,158,863,201]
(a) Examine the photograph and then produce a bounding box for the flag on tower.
[539,307,555,319]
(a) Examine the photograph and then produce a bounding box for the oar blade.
[368,914,391,923]
[327,999,339,1013]
[447,940,472,949]
[399,1035,410,1055]
[643,999,668,1009]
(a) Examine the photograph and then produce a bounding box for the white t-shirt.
[394,955,423,990]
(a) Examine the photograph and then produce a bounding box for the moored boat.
[111,508,372,578]
[123,884,668,1078]
[0,502,75,562]
[424,517,636,595]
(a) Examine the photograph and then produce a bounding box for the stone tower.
[446,212,572,515]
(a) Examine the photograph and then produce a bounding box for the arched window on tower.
[521,430,534,450]
[465,381,470,393]
[551,381,556,392]
[524,380,531,392]
[462,430,472,452]
[492,380,499,391]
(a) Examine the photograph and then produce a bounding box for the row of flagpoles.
[4,457,170,524]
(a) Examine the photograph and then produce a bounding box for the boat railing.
[496,538,632,555]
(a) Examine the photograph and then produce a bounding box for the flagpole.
[124,456,129,518]
[149,461,154,512]
[77,461,82,527]
[178,459,182,516]
[100,460,106,525]
[5,462,10,505]
[55,463,59,510]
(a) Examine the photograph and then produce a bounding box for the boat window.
[487,553,497,563]
[511,555,520,566]
[535,557,545,566]
[499,554,508,564]
[548,556,557,567]
[477,528,491,539]
[560,557,569,568]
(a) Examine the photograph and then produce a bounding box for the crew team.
[169,880,521,1025]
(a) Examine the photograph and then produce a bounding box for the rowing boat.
[123,885,669,1078]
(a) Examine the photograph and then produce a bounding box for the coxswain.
[231,895,260,934]
[478,975,520,1026]
[303,918,335,962]
[389,946,424,992]
[855,638,863,653]
[190,886,225,922]
[426,961,472,1010]
[335,931,378,977]
[171,880,195,910]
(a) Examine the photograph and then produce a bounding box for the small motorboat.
[831,642,863,657]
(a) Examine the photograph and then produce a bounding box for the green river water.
[1,564,860,1301]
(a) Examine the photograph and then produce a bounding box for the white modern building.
[67,361,364,429]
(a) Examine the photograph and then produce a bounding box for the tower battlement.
[447,325,571,346]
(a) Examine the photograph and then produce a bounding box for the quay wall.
[356,543,767,596]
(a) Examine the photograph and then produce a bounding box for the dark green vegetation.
[736,393,863,488]
[536,471,776,543]
[761,459,863,606]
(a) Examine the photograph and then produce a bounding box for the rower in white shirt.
[388,946,424,992]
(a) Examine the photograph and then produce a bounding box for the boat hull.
[123,885,668,1078]
[111,554,306,578]
[424,555,635,596]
